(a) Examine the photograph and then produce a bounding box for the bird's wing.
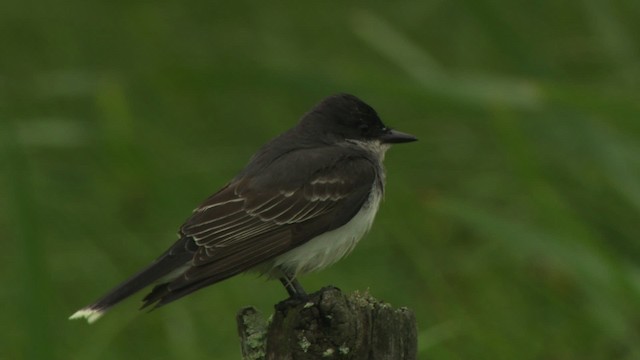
[143,150,377,307]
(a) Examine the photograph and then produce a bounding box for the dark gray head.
[298,93,417,144]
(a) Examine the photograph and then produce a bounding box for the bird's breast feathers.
[271,183,383,276]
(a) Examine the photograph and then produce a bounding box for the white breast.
[272,186,382,276]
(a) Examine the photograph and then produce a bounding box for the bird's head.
[299,93,417,145]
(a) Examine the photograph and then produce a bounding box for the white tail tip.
[69,308,105,324]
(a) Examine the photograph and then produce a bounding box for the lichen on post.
[237,287,417,360]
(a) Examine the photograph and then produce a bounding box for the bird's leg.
[279,271,308,300]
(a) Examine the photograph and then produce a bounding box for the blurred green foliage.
[2,0,640,359]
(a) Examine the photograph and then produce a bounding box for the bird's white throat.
[346,139,391,162]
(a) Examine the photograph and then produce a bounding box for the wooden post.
[237,286,417,360]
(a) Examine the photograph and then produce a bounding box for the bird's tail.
[69,239,193,324]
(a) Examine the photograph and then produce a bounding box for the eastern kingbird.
[70,93,417,323]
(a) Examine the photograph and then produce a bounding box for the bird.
[69,93,417,323]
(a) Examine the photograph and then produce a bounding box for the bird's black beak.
[380,129,418,144]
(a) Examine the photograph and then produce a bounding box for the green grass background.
[2,1,640,359]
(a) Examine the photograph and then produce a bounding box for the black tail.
[69,237,194,323]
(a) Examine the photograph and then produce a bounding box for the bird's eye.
[359,123,370,133]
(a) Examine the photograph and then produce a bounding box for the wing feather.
[183,208,245,231]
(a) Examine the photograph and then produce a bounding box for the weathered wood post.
[237,286,417,360]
